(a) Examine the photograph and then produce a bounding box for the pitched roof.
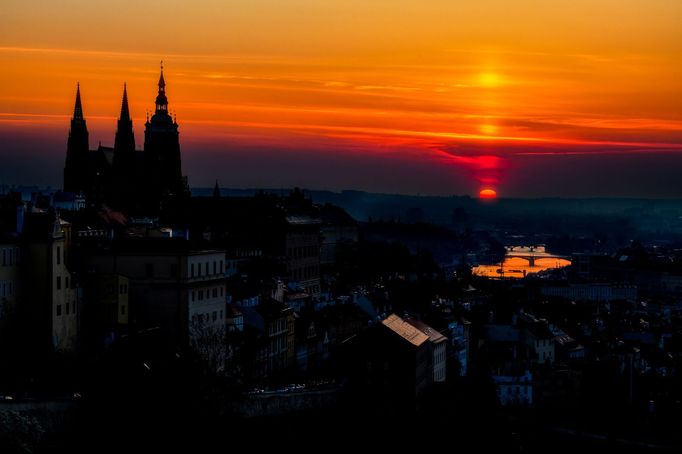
[405,318,447,344]
[382,314,429,347]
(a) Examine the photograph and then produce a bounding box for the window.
[212,288,217,298]
[199,290,204,300]
[145,263,154,278]
[191,291,195,302]
[56,304,62,316]
[213,261,217,275]
[8,282,12,296]
[66,302,70,315]
[56,246,61,265]
[65,276,69,289]
[220,260,224,273]
[56,276,61,290]
[212,311,217,322]
[191,263,195,277]
[1,249,5,266]
[121,304,126,315]
[7,249,12,266]
[220,310,223,319]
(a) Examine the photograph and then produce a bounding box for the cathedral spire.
[159,60,165,89]
[114,82,136,162]
[73,83,84,121]
[155,61,168,114]
[65,82,89,194]
[119,82,131,121]
[213,180,221,198]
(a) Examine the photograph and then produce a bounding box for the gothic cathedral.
[63,63,188,215]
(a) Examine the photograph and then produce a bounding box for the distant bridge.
[505,246,570,267]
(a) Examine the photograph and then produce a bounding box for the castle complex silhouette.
[63,63,188,215]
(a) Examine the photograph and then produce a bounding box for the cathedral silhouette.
[63,63,188,215]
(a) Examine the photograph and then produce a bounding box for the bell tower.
[143,62,184,212]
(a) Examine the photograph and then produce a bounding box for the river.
[472,245,571,279]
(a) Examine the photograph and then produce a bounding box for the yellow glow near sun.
[479,124,498,135]
[478,72,502,87]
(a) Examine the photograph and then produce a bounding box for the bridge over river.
[505,246,570,267]
[473,245,572,279]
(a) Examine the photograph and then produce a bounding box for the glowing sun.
[479,188,497,199]
[478,72,502,88]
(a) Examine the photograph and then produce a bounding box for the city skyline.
[1,1,682,197]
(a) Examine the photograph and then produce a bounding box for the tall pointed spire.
[65,83,89,194]
[73,83,84,121]
[114,82,136,170]
[213,180,221,199]
[159,60,166,89]
[155,60,168,114]
[119,82,131,121]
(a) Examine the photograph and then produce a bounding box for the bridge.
[505,246,569,267]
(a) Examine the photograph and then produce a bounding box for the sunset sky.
[1,0,682,197]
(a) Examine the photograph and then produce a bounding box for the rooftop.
[382,314,429,347]
[405,318,447,344]
[285,215,322,226]
[526,322,555,340]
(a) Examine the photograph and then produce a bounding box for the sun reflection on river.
[473,251,571,279]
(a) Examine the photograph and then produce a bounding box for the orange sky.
[1,1,682,195]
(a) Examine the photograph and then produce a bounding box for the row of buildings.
[0,65,461,405]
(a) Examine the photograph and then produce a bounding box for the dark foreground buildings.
[63,64,187,215]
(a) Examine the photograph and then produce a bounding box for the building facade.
[22,213,79,352]
[285,216,321,297]
[0,239,20,339]
[405,317,448,383]
[89,240,226,363]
